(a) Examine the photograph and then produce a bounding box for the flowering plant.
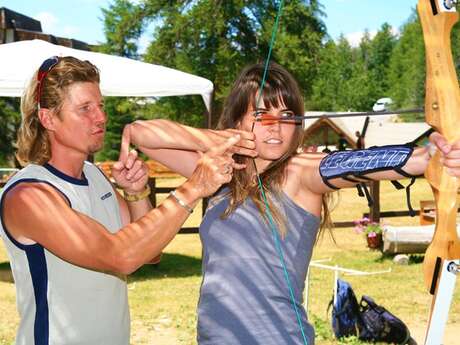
[353,217,383,238]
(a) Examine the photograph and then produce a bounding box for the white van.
[372,97,393,112]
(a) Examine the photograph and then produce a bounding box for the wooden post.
[369,181,380,222]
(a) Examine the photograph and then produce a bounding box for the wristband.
[169,190,193,213]
[123,185,151,202]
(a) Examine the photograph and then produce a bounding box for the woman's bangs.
[249,84,283,109]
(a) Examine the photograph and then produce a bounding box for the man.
[0,56,254,344]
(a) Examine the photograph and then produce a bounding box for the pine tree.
[100,0,327,127]
[0,98,21,166]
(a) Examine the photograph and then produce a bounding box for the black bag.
[358,295,411,344]
[328,279,362,338]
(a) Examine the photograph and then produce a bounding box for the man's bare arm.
[3,136,241,275]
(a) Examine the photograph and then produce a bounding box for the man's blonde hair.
[17,56,100,166]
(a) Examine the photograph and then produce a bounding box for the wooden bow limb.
[418,0,460,343]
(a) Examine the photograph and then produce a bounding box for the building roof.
[303,111,430,148]
[364,121,430,147]
[0,7,42,31]
[0,7,92,50]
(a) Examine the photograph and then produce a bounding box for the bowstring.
[251,1,309,344]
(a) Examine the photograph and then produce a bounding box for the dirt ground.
[407,323,459,345]
[135,323,460,345]
[130,316,182,345]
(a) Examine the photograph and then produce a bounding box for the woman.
[122,62,460,345]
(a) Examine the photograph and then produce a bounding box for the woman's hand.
[206,129,257,158]
[429,132,460,177]
[123,120,257,158]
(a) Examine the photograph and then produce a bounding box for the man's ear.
[37,108,56,131]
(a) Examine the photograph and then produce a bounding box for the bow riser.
[418,0,460,291]
[421,3,460,138]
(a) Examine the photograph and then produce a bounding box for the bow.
[417,0,460,342]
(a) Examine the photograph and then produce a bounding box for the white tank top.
[0,162,129,345]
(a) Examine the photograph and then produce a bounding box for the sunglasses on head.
[36,56,60,109]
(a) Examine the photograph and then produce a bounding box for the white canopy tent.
[0,39,214,112]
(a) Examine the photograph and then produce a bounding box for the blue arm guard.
[319,144,414,190]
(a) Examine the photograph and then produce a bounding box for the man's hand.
[429,132,460,177]
[112,125,149,194]
[185,135,245,198]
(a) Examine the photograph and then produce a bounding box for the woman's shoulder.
[288,152,326,171]
[284,152,329,196]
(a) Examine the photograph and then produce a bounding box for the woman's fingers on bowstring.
[228,145,258,158]
[225,128,255,140]
[220,130,256,157]
[222,152,246,171]
[208,135,241,157]
[229,129,256,146]
[223,129,255,146]
[232,161,247,170]
[196,136,238,170]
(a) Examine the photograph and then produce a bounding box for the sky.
[1,0,419,49]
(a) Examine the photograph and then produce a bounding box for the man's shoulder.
[3,164,48,187]
[3,180,70,213]
[2,164,70,205]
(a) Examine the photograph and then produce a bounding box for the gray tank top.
[197,189,320,345]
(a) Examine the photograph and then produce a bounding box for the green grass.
[0,178,459,344]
